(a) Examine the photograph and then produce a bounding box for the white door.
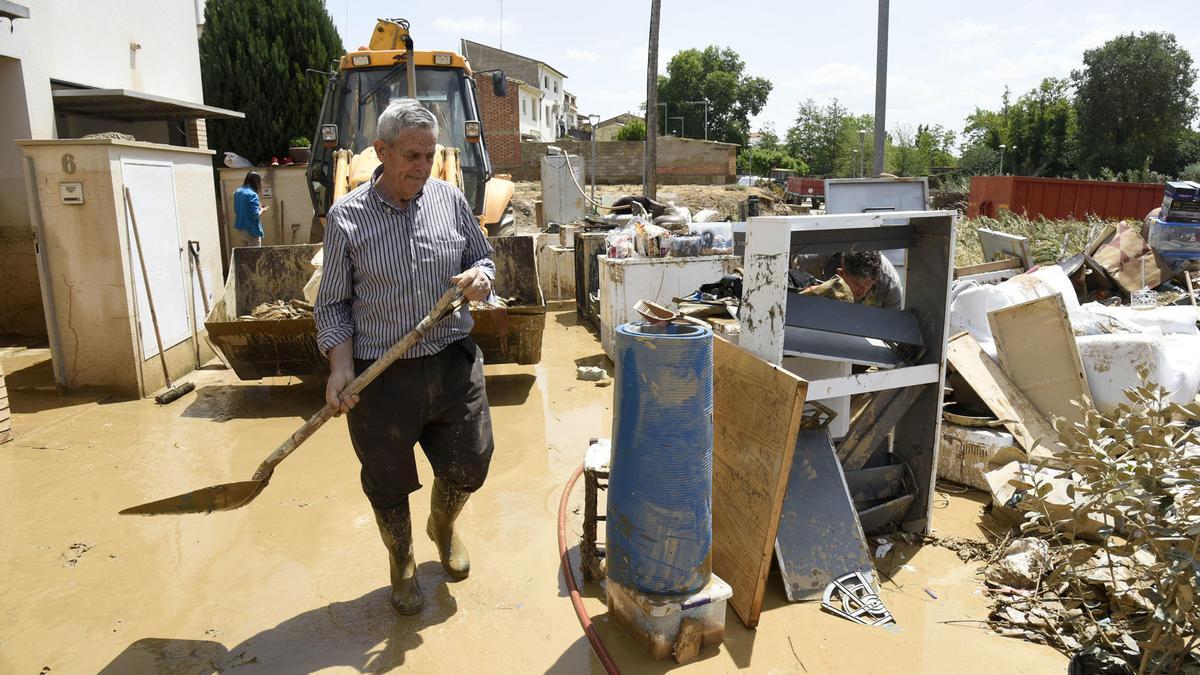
[122,160,190,360]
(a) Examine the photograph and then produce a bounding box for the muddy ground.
[0,314,1065,673]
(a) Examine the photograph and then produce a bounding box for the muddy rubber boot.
[426,478,471,579]
[373,503,424,615]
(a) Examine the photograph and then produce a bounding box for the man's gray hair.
[377,98,439,144]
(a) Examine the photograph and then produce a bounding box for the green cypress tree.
[199,0,343,164]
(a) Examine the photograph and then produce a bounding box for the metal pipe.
[873,0,889,177]
[22,156,68,392]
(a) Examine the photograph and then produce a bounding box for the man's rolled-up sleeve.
[458,195,495,280]
[315,208,355,354]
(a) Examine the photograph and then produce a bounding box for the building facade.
[460,39,572,142]
[594,113,640,142]
[0,0,239,337]
[473,72,520,166]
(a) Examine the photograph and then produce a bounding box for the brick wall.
[495,136,738,184]
[475,73,521,167]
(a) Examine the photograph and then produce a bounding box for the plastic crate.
[1149,218,1200,254]
[606,573,732,661]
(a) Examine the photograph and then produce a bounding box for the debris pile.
[239,299,312,321]
[979,382,1200,674]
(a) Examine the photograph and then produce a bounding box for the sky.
[322,1,1200,149]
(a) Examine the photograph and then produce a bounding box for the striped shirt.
[314,167,495,360]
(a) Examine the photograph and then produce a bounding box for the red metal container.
[968,176,1162,221]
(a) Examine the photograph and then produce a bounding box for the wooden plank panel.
[838,385,926,470]
[988,295,1091,428]
[712,336,808,628]
[945,332,1064,463]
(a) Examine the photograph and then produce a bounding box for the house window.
[553,81,558,93]
[544,76,549,88]
[522,99,527,117]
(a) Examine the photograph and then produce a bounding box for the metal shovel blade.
[119,480,267,515]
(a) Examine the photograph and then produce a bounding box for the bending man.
[315,98,496,615]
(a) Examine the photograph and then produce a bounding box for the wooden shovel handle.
[250,286,465,481]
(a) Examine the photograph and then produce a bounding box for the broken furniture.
[0,363,10,444]
[580,438,610,584]
[955,228,1031,284]
[825,177,930,289]
[597,254,739,359]
[739,210,956,598]
[574,231,609,330]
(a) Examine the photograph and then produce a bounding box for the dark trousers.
[346,338,494,510]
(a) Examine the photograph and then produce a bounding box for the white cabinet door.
[122,160,189,360]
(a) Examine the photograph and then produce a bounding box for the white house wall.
[537,64,565,141]
[0,0,207,336]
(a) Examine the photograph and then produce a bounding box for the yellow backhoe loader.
[307,18,516,237]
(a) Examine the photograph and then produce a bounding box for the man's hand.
[452,267,492,302]
[325,341,359,415]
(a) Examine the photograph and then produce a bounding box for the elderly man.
[315,98,496,615]
[791,250,903,310]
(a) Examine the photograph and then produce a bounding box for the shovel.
[120,286,467,515]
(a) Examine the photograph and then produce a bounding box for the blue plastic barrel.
[605,321,714,595]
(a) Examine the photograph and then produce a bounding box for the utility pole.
[644,0,661,198]
[873,0,889,177]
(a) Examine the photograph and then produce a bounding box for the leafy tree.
[737,146,807,176]
[785,98,849,176]
[1073,32,1199,175]
[963,87,1012,149]
[615,118,647,141]
[888,124,955,176]
[1007,78,1076,176]
[656,46,772,146]
[738,123,807,176]
[958,143,1000,176]
[199,0,344,164]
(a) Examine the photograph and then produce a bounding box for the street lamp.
[853,149,860,178]
[684,99,710,140]
[858,128,867,178]
[670,116,684,137]
[589,113,600,213]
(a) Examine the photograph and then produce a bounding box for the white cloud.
[565,48,602,63]
[942,18,998,43]
[431,17,518,37]
[783,62,874,101]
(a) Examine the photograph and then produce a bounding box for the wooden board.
[945,332,1064,463]
[712,336,807,628]
[837,385,925,470]
[988,295,1091,428]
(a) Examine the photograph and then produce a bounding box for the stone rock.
[987,537,1052,589]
